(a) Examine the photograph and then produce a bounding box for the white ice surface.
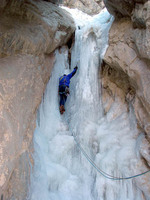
[29,8,148,200]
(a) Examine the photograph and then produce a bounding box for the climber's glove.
[74,66,78,71]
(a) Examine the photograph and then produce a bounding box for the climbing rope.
[72,133,150,180]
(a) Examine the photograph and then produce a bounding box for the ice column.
[29,8,147,200]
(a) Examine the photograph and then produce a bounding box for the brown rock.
[0,0,8,9]
[63,0,105,15]
[103,1,150,197]
[140,137,150,165]
[104,0,148,18]
[104,18,150,132]
[0,0,75,57]
[101,63,133,117]
[0,53,55,198]
[0,0,75,198]
[4,152,31,200]
[103,0,135,17]
[132,1,150,60]
[43,0,63,4]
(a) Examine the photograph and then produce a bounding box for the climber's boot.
[59,105,65,115]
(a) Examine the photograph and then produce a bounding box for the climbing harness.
[72,132,150,180]
[59,86,70,96]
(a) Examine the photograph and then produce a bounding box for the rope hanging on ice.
[72,133,150,180]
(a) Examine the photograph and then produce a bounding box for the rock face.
[63,0,105,15]
[103,0,150,198]
[43,0,63,3]
[0,54,55,200]
[0,0,75,199]
[104,0,148,17]
[0,0,75,57]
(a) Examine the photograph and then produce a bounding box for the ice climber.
[59,66,78,114]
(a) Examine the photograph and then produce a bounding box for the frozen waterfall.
[29,8,148,200]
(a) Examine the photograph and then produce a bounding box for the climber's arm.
[67,67,78,79]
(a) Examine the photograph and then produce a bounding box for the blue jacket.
[59,68,77,87]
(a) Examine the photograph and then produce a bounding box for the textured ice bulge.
[29,8,147,200]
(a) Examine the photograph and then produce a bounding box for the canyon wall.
[102,0,150,198]
[63,0,105,15]
[1,0,150,199]
[0,1,75,199]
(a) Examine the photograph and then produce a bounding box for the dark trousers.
[59,85,67,106]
